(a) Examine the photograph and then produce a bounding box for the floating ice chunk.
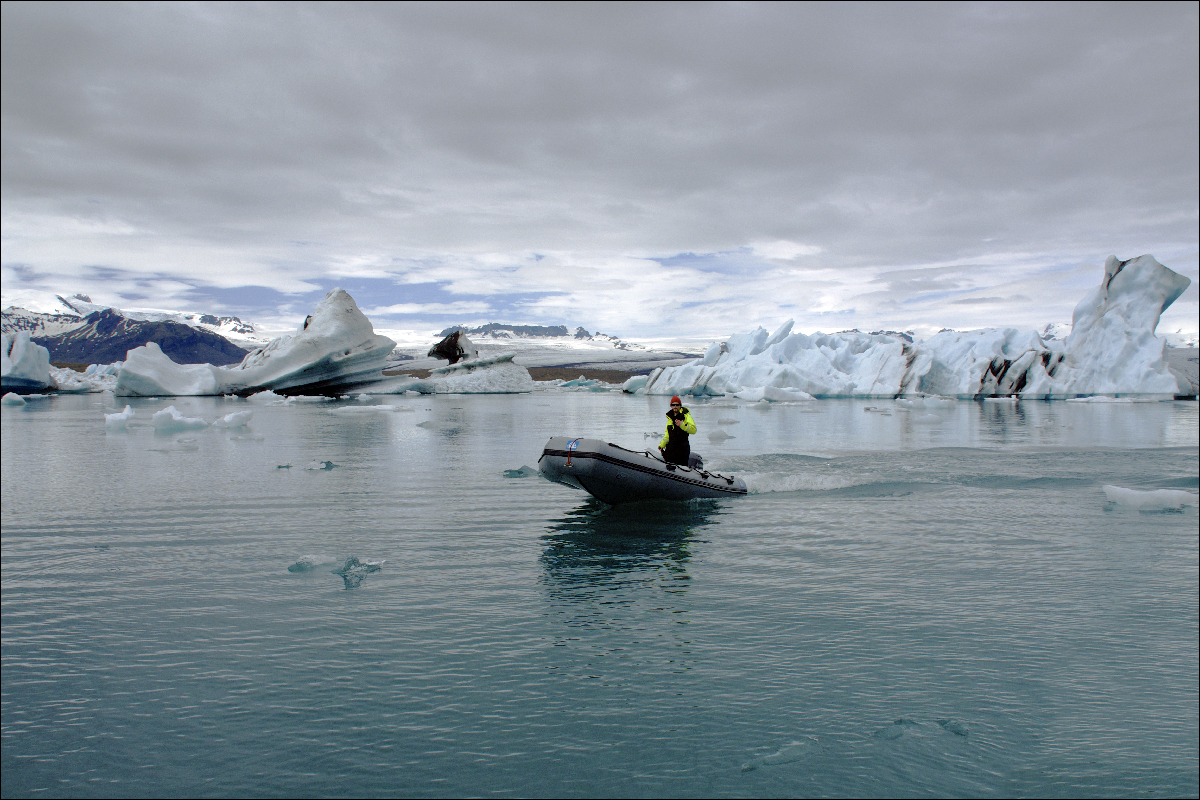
[247,390,287,404]
[212,410,253,428]
[408,352,534,394]
[117,343,221,396]
[332,556,384,588]
[936,719,969,737]
[152,405,209,432]
[288,554,334,573]
[622,374,650,394]
[2,392,27,406]
[707,429,735,441]
[1102,485,1197,510]
[305,460,337,470]
[740,737,820,771]
[502,465,538,478]
[1,332,53,393]
[716,418,739,424]
[356,393,372,401]
[1065,395,1134,403]
[105,405,135,429]
[86,362,123,377]
[872,718,921,741]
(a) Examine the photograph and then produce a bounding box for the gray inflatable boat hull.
[538,436,748,504]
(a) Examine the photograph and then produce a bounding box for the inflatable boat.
[538,437,748,504]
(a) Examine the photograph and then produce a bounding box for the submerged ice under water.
[2,393,1197,798]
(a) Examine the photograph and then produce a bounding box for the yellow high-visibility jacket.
[659,408,697,450]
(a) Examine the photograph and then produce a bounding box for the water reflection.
[539,498,724,599]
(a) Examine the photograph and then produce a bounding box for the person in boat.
[658,395,697,466]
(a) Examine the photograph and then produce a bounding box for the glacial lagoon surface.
[2,392,1197,799]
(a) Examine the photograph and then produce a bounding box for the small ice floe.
[152,405,209,433]
[247,390,288,404]
[503,465,538,478]
[1066,395,1134,403]
[707,429,735,441]
[717,418,739,425]
[2,392,26,406]
[555,376,614,392]
[871,718,921,741]
[287,554,334,573]
[212,410,253,428]
[356,393,372,402]
[643,431,660,439]
[276,463,292,469]
[305,460,337,470]
[936,718,969,737]
[740,737,820,772]
[1102,485,1197,511]
[862,406,891,414]
[332,556,384,588]
[105,405,135,429]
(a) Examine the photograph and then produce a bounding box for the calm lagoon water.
[2,392,1197,798]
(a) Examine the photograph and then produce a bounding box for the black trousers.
[663,441,690,466]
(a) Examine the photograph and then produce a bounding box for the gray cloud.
[2,2,1196,337]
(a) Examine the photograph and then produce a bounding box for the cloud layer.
[2,2,1197,339]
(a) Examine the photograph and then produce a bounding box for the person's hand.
[674,418,683,427]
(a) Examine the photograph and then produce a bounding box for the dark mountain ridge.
[34,309,248,366]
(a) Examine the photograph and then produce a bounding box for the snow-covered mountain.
[34,309,249,367]
[1,293,269,349]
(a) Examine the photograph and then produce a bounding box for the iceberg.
[407,352,534,393]
[638,255,1191,399]
[2,391,28,406]
[114,289,395,397]
[1,332,53,393]
[152,405,210,432]
[104,405,135,429]
[1102,485,1197,510]
[211,410,253,428]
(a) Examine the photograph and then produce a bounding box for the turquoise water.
[2,393,1197,798]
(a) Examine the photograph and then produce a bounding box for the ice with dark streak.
[632,254,1192,399]
[114,289,396,397]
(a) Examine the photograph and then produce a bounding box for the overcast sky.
[2,1,1197,343]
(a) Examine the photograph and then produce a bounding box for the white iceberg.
[1102,485,1197,510]
[211,410,253,428]
[2,391,28,406]
[406,352,534,394]
[115,289,396,397]
[637,255,1191,399]
[152,405,210,432]
[1,331,53,393]
[105,405,135,429]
